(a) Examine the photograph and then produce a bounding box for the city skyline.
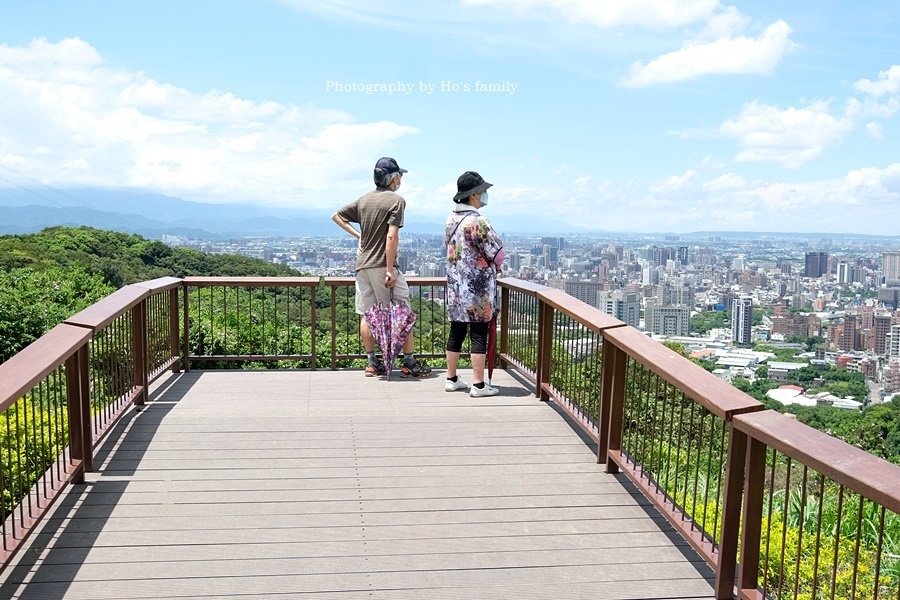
[1,1,899,234]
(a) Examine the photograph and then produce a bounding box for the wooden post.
[536,298,553,400]
[310,285,317,370]
[715,426,749,599]
[131,300,148,405]
[182,284,190,372]
[605,344,627,474]
[737,435,767,598]
[64,347,87,484]
[499,286,510,370]
[169,287,180,373]
[596,337,615,465]
[330,286,338,370]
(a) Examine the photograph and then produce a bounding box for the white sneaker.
[469,384,499,398]
[444,378,469,392]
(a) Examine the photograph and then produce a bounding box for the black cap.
[453,171,492,202]
[374,157,407,175]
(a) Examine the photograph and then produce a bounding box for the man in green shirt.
[332,157,432,378]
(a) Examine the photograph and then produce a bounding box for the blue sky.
[0,0,898,234]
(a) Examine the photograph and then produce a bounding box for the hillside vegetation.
[0,226,297,361]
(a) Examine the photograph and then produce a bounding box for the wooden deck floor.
[0,369,715,599]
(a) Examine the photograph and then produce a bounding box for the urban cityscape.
[162,231,900,408]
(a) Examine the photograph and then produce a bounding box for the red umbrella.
[364,296,417,380]
[486,312,497,386]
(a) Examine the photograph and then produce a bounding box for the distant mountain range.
[1,187,897,241]
[0,186,585,238]
[0,188,435,239]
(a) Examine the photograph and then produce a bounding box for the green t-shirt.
[336,187,405,271]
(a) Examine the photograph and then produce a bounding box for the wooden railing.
[0,275,898,598]
[181,276,320,368]
[730,411,900,599]
[0,278,180,569]
[498,277,900,599]
[320,277,451,368]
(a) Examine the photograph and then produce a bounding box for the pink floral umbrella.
[364,296,417,380]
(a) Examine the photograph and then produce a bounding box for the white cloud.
[280,0,795,90]
[700,155,726,170]
[711,64,900,166]
[853,65,900,98]
[639,165,898,233]
[459,0,720,29]
[702,172,747,191]
[719,100,852,168]
[866,122,884,140]
[480,162,900,235]
[649,169,697,193]
[848,66,900,120]
[621,20,795,87]
[844,162,900,196]
[0,38,418,205]
[695,5,749,40]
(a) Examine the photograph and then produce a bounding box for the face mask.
[480,191,489,206]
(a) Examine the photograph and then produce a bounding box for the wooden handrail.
[0,324,92,412]
[536,288,626,334]
[603,325,763,421]
[64,285,149,331]
[320,277,355,287]
[734,409,900,513]
[320,276,448,287]
[183,276,319,287]
[133,276,182,292]
[499,278,548,295]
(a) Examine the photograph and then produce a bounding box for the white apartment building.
[645,304,690,336]
[732,296,753,345]
[597,290,640,328]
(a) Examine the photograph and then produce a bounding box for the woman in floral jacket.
[444,171,505,398]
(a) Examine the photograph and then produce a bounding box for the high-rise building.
[806,314,823,338]
[878,287,900,309]
[805,252,828,278]
[777,258,793,276]
[875,313,893,356]
[885,361,900,395]
[884,251,900,284]
[889,324,900,360]
[837,262,850,284]
[677,246,689,266]
[841,314,860,351]
[860,329,875,353]
[731,297,753,345]
[541,237,566,251]
[543,245,559,270]
[828,323,843,350]
[657,282,695,308]
[645,304,690,336]
[861,306,875,330]
[565,280,601,308]
[597,290,640,328]
[642,266,660,285]
[652,247,675,267]
[772,312,813,339]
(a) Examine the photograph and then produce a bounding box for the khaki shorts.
[355,267,411,314]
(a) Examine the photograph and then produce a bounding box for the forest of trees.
[0,226,299,362]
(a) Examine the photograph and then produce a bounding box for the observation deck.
[0,277,897,599]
